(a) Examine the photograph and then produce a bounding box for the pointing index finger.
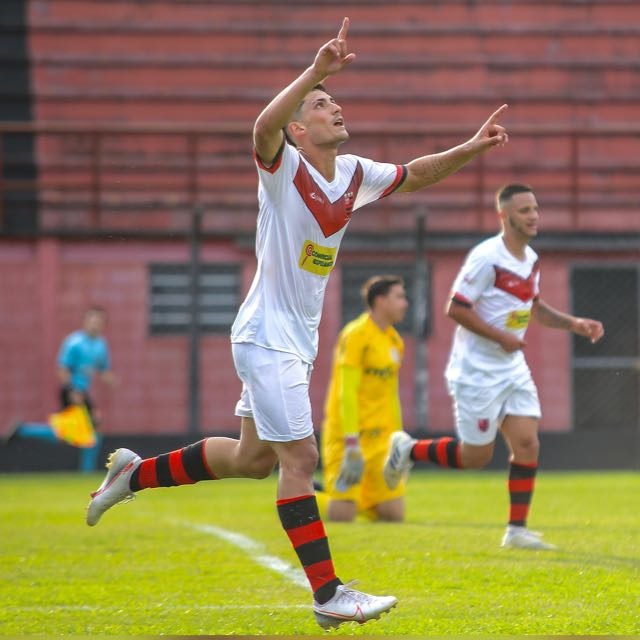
[489,103,509,123]
[337,16,350,40]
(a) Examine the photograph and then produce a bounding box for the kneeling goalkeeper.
[320,275,409,522]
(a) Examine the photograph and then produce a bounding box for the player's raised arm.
[396,104,510,193]
[253,17,356,165]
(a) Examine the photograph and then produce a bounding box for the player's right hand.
[312,17,356,78]
[335,435,364,492]
[498,332,526,353]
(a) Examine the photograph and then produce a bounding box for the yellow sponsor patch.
[505,309,531,329]
[298,240,337,276]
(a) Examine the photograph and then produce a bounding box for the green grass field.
[0,470,638,636]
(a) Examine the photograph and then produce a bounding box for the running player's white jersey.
[445,234,540,386]
[231,141,406,364]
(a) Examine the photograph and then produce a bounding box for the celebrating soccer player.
[384,183,604,549]
[87,17,511,628]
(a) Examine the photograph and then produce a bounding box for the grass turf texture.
[0,470,638,635]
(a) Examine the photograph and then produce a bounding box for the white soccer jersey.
[230,141,406,363]
[445,234,540,386]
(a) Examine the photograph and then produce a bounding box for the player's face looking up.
[500,191,540,240]
[293,89,349,148]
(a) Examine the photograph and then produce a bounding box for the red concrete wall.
[0,238,241,436]
[1,236,634,436]
[4,1,636,436]
[23,0,640,237]
[28,1,640,124]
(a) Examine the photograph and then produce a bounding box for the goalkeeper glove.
[335,436,364,492]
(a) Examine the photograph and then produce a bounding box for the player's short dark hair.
[496,183,534,209]
[361,275,404,309]
[284,83,329,147]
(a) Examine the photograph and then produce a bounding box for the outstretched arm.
[532,299,604,343]
[253,17,356,164]
[396,104,509,193]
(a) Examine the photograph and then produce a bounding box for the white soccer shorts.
[447,374,541,446]
[232,342,315,442]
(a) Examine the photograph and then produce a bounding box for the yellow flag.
[49,405,97,448]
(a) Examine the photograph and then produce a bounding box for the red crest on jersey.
[477,418,489,432]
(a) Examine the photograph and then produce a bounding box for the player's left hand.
[469,104,509,152]
[571,317,605,343]
[335,436,364,492]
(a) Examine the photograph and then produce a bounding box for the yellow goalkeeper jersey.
[322,312,404,438]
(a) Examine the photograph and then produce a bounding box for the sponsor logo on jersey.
[363,365,394,379]
[298,240,337,276]
[505,309,531,329]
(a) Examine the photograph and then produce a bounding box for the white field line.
[181,521,310,591]
[8,523,311,616]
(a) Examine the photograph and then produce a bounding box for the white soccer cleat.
[313,582,397,629]
[383,430,416,490]
[501,525,557,550]
[86,448,141,526]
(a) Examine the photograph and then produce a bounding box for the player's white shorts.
[232,342,315,442]
[447,374,541,446]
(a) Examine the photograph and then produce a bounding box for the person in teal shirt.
[7,306,116,471]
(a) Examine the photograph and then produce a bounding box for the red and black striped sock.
[508,461,538,527]
[411,437,463,468]
[277,494,342,604]
[129,439,217,491]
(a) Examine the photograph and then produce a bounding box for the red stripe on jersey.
[293,160,363,238]
[493,260,540,302]
[379,164,407,199]
[253,140,286,174]
[286,520,326,548]
[168,449,194,485]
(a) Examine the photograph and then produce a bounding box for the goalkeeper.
[320,275,409,522]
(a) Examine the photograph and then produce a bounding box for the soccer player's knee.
[280,446,318,478]
[517,436,540,458]
[462,446,493,469]
[297,446,319,475]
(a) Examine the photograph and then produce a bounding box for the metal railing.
[1,121,639,235]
